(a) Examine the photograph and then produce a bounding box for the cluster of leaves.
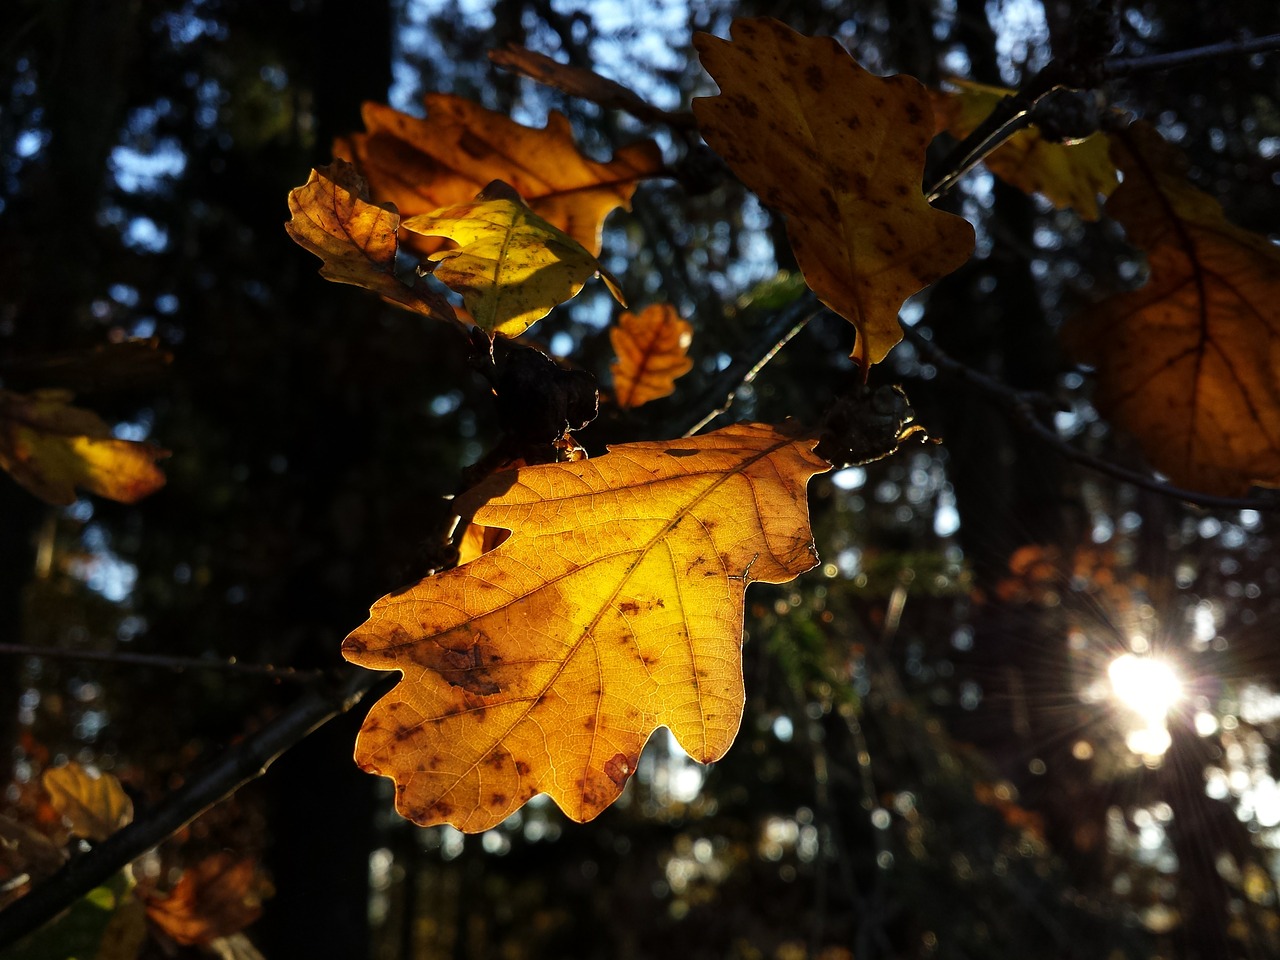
[276,15,1280,834]
[1,762,269,959]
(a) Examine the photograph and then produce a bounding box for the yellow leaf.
[609,304,694,409]
[337,93,664,256]
[403,180,624,339]
[284,159,457,321]
[933,80,1117,220]
[0,389,167,506]
[1065,123,1280,495]
[42,763,134,843]
[692,17,973,370]
[343,421,830,831]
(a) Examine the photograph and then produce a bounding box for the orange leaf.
[1065,123,1280,495]
[343,422,830,831]
[932,80,1117,220]
[609,304,694,408]
[145,854,272,946]
[42,763,133,843]
[0,389,166,505]
[692,18,973,370]
[285,159,458,321]
[337,94,663,257]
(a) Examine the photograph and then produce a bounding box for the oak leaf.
[337,93,664,256]
[42,763,134,842]
[1065,123,1280,495]
[402,180,623,339]
[343,421,830,831]
[144,853,271,946]
[284,159,457,321]
[931,80,1117,220]
[609,304,694,408]
[0,389,167,505]
[692,18,974,369]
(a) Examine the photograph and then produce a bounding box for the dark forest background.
[3,0,1280,957]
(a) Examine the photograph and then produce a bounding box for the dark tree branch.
[0,665,387,949]
[1104,32,1280,77]
[902,324,1280,512]
[0,643,325,682]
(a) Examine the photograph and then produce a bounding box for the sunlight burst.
[1108,654,1183,758]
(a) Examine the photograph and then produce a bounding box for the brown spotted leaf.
[0,389,167,505]
[337,93,663,257]
[42,763,133,842]
[343,421,830,831]
[609,304,694,408]
[692,18,974,369]
[931,80,1117,220]
[1065,123,1280,495]
[285,159,457,321]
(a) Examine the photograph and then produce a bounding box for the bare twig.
[0,643,324,682]
[682,302,820,437]
[0,665,387,949]
[902,325,1280,512]
[1105,32,1280,77]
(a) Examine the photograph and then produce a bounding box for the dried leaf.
[692,18,973,369]
[403,180,623,339]
[455,521,510,566]
[0,389,167,505]
[285,159,457,321]
[0,814,66,909]
[609,304,694,408]
[932,80,1117,220]
[42,763,134,842]
[145,854,272,946]
[1065,123,1280,495]
[489,46,689,128]
[343,421,830,830]
[337,93,663,256]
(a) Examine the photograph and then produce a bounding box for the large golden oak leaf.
[692,18,974,370]
[285,159,457,322]
[609,303,694,409]
[343,422,830,831]
[1066,123,1280,496]
[337,94,664,257]
[403,181,622,339]
[931,80,1117,220]
[0,389,166,505]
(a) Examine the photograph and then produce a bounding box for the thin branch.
[902,325,1280,512]
[1105,33,1280,78]
[0,643,324,682]
[682,303,820,437]
[0,665,387,950]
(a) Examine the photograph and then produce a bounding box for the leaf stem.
[0,665,388,949]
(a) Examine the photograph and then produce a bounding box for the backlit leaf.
[609,304,694,408]
[402,180,623,339]
[0,389,167,506]
[343,421,830,831]
[284,159,457,321]
[1065,123,1280,495]
[337,93,663,256]
[692,18,973,370]
[931,80,1117,220]
[42,763,134,842]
